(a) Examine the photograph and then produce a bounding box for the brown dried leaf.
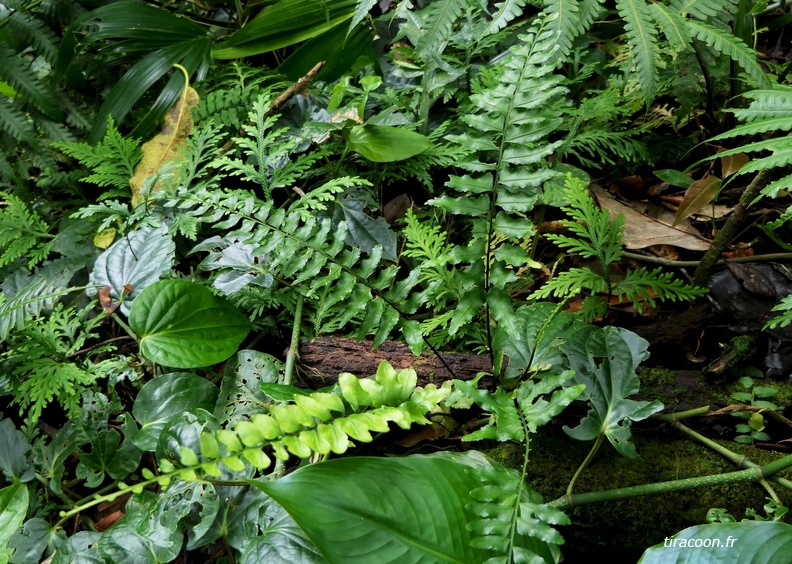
[591,185,710,251]
[720,151,749,178]
[98,286,119,314]
[673,175,722,227]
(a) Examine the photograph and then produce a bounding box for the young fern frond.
[50,118,142,191]
[533,175,706,315]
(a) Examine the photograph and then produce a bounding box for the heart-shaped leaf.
[129,280,251,368]
[89,225,175,315]
[132,372,219,451]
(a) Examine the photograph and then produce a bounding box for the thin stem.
[566,433,605,497]
[111,312,138,341]
[550,454,792,510]
[282,295,304,386]
[623,251,792,268]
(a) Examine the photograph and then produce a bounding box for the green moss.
[481,428,792,563]
[637,367,692,405]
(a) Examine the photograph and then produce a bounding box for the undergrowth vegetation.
[2,0,792,562]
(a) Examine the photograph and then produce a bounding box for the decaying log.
[293,337,495,388]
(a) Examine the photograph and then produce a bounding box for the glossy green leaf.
[0,419,33,483]
[213,0,358,58]
[0,483,28,552]
[129,280,251,368]
[563,326,664,458]
[332,198,397,261]
[132,372,219,451]
[653,169,694,189]
[344,124,433,162]
[251,453,489,563]
[278,22,374,83]
[639,521,792,563]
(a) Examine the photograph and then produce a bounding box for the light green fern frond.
[648,2,692,52]
[617,0,659,101]
[51,117,142,191]
[670,0,739,27]
[485,0,536,36]
[685,19,771,90]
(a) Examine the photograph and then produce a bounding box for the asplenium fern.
[427,12,566,338]
[531,175,707,319]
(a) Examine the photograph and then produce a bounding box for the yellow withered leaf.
[130,86,200,204]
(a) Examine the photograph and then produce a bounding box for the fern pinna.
[428,12,566,342]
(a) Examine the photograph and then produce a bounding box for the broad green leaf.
[89,225,175,316]
[0,483,28,551]
[251,453,489,563]
[562,326,663,458]
[0,419,33,483]
[129,280,251,368]
[344,124,433,162]
[653,169,694,189]
[132,372,219,451]
[331,198,397,261]
[278,22,374,83]
[639,521,792,563]
[213,0,358,58]
[76,416,142,487]
[9,519,61,564]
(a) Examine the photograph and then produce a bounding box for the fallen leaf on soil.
[591,185,711,251]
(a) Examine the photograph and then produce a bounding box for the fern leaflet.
[616,0,659,101]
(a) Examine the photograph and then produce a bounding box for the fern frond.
[766,295,792,330]
[616,0,659,101]
[51,117,142,190]
[730,89,792,122]
[7,11,59,64]
[484,0,533,37]
[0,97,37,144]
[0,278,77,342]
[413,0,468,59]
[648,3,692,53]
[614,267,707,312]
[544,0,601,59]
[0,191,55,269]
[670,0,738,27]
[0,42,59,119]
[531,267,608,299]
[685,19,771,90]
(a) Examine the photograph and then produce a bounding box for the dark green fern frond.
[0,97,37,145]
[0,42,60,120]
[616,0,659,101]
[648,2,692,53]
[6,10,59,64]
